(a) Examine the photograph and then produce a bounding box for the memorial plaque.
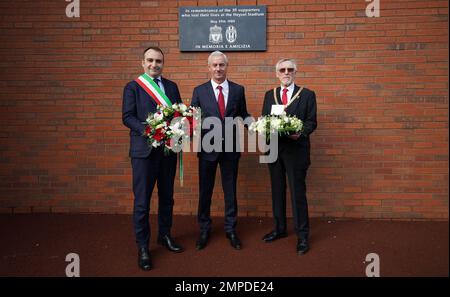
[179,6,267,52]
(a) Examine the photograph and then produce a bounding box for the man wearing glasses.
[260,58,317,255]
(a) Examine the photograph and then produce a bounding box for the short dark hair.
[143,46,164,60]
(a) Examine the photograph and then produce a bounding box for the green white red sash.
[136,73,185,186]
[135,73,172,107]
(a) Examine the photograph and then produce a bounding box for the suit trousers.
[268,148,310,240]
[131,147,177,248]
[197,155,239,233]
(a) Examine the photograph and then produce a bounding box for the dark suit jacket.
[261,85,317,166]
[122,77,182,158]
[191,80,250,161]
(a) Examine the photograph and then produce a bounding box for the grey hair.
[208,51,228,65]
[275,58,297,72]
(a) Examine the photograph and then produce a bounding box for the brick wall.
[0,0,448,219]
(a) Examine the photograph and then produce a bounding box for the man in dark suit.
[191,51,250,250]
[122,47,184,271]
[261,58,317,255]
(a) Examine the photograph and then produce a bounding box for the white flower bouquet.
[249,112,303,139]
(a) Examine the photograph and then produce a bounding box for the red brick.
[0,0,447,220]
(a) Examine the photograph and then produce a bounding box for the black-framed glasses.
[278,68,295,74]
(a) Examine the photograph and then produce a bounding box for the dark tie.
[153,78,160,87]
[217,85,225,118]
[282,88,288,105]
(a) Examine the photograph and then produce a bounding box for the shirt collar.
[211,79,229,90]
[281,83,295,92]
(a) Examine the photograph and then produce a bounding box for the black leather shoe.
[196,231,210,250]
[226,232,242,250]
[297,238,309,255]
[262,230,287,242]
[157,235,183,253]
[138,247,152,271]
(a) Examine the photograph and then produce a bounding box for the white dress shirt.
[153,75,165,94]
[211,79,229,107]
[279,83,295,104]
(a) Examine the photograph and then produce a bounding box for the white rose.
[155,112,163,121]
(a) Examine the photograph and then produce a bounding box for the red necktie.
[282,88,288,105]
[217,85,225,118]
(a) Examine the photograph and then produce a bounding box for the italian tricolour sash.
[136,73,186,186]
[135,73,172,107]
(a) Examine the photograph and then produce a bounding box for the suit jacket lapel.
[225,82,235,117]
[160,78,176,104]
[206,83,221,117]
[160,78,171,103]
[285,84,301,112]
[274,87,281,104]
